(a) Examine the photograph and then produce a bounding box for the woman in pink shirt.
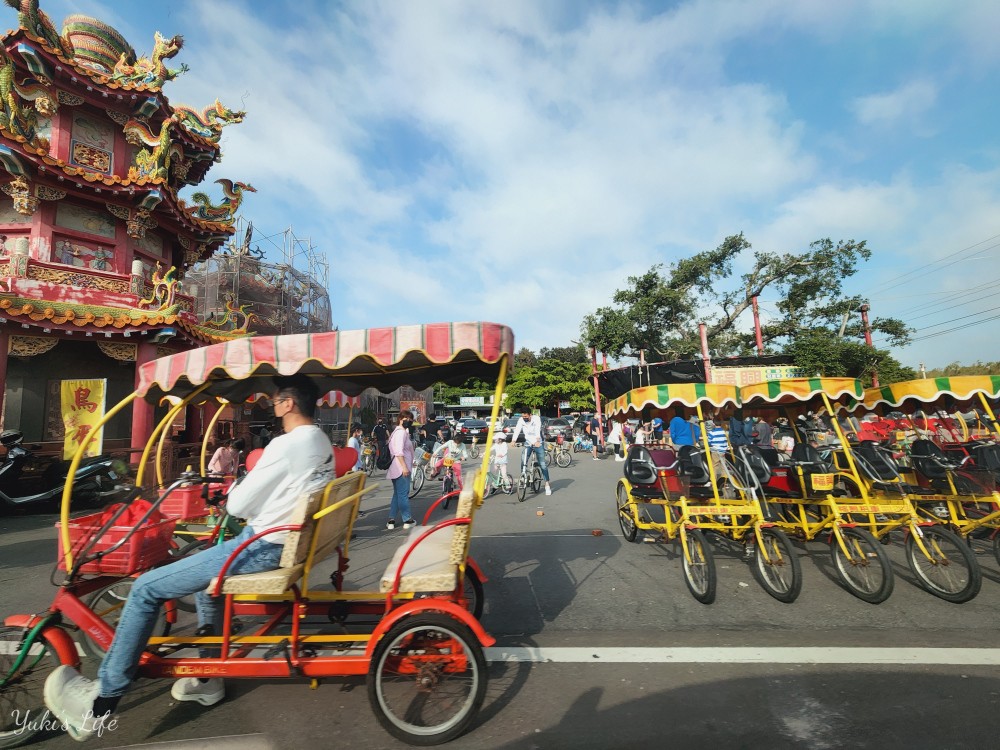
[386,410,416,530]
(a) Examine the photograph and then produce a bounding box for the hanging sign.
[61,378,107,459]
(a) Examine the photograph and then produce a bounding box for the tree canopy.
[581,233,914,384]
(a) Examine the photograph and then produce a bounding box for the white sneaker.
[402,519,416,529]
[44,664,108,741]
[386,519,395,530]
[545,486,552,496]
[593,457,599,460]
[170,677,225,706]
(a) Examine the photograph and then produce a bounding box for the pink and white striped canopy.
[136,322,514,404]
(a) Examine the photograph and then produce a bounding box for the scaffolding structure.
[184,218,332,335]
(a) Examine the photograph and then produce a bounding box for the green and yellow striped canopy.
[862,375,1000,409]
[739,377,864,406]
[605,383,741,417]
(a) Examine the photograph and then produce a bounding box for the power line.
[909,311,1000,342]
[859,234,1000,296]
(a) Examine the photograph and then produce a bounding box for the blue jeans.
[521,444,550,482]
[390,474,412,523]
[97,525,282,697]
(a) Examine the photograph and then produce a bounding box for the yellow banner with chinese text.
[61,379,107,460]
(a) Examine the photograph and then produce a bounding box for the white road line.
[485,646,1000,665]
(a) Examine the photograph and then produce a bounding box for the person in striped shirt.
[704,418,729,483]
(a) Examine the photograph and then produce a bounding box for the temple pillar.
[0,326,8,429]
[130,341,157,462]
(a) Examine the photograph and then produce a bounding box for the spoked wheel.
[442,473,455,510]
[530,467,543,494]
[751,528,802,603]
[409,466,425,498]
[681,529,716,604]
[830,527,893,604]
[516,473,527,502]
[0,625,70,748]
[368,613,487,746]
[83,578,173,655]
[906,525,981,603]
[365,453,376,476]
[499,472,513,495]
[616,483,638,542]
[460,566,485,620]
[555,450,572,468]
[468,444,480,459]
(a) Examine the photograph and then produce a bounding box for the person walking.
[608,419,625,461]
[588,414,602,460]
[386,410,416,530]
[347,425,364,472]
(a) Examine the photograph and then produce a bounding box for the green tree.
[580,233,913,378]
[504,358,595,411]
[783,330,915,386]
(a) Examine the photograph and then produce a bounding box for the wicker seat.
[380,482,477,594]
[209,471,366,595]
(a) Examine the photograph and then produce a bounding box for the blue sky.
[31,0,1000,369]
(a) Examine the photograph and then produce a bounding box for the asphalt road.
[3,447,1000,749]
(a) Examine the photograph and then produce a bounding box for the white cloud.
[850,80,939,128]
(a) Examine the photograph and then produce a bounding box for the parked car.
[544,417,573,442]
[501,417,524,443]
[457,419,490,441]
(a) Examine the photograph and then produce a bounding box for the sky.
[27,0,1000,370]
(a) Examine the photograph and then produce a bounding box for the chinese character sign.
[61,379,107,460]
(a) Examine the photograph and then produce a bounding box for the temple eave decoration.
[0,293,248,343]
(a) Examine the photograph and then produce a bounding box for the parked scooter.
[0,429,124,511]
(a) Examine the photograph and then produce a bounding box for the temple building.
[0,3,253,455]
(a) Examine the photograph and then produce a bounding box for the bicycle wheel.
[530,467,543,494]
[555,449,571,468]
[905,525,981,603]
[461,566,485,620]
[468,444,480,459]
[830,527,893,604]
[409,466,425,498]
[365,452,376,476]
[751,528,802,603]
[368,613,487,745]
[500,472,513,495]
[516,473,527,502]
[681,529,716,604]
[616,483,638,542]
[0,625,73,748]
[83,578,173,655]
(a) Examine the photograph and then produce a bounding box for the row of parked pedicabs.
[611,375,1000,606]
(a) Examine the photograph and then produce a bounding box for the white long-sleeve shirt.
[510,415,543,447]
[226,424,333,543]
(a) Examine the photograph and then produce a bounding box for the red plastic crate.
[56,513,176,574]
[160,485,213,520]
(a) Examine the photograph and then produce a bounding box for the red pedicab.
[0,321,513,747]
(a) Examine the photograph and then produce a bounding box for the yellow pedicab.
[1,321,513,747]
[609,383,802,604]
[862,376,1000,568]
[741,377,981,603]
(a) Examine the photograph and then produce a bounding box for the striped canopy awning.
[136,322,515,404]
[244,390,362,408]
[739,377,864,406]
[862,375,1000,410]
[605,383,741,418]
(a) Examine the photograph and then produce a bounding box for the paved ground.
[4,447,1000,748]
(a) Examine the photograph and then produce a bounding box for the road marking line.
[485,646,1000,665]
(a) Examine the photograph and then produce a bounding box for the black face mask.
[402,419,413,428]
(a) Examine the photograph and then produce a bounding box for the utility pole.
[859,302,878,388]
[590,347,605,447]
[751,296,764,356]
[699,323,712,383]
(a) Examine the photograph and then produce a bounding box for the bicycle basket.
[443,457,455,467]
